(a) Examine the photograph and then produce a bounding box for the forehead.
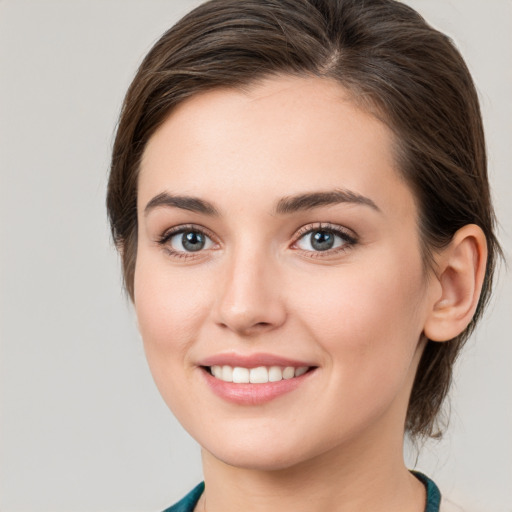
[138,75,414,220]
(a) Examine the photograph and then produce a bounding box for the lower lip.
[200,368,315,405]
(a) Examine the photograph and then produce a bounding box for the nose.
[213,247,287,336]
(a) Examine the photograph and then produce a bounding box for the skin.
[134,75,486,511]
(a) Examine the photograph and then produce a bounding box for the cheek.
[290,247,427,376]
[133,257,219,431]
[133,255,210,376]
[289,257,427,438]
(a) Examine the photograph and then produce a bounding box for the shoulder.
[162,482,205,512]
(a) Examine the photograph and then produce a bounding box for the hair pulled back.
[107,0,500,438]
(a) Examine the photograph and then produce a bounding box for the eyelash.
[156,222,358,260]
[156,224,217,260]
[291,223,358,259]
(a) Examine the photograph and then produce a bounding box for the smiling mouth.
[204,365,313,384]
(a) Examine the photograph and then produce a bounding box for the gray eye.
[170,230,213,252]
[296,229,346,252]
[310,231,335,251]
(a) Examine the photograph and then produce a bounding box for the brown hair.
[107,0,500,438]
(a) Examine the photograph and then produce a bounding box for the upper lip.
[198,352,316,369]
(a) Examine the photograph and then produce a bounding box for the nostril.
[217,319,275,335]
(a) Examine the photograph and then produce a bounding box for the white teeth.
[282,366,295,379]
[221,365,233,382]
[295,366,308,377]
[268,366,283,382]
[232,367,250,383]
[211,365,223,378]
[249,366,268,383]
[210,365,310,383]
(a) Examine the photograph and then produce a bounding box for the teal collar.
[164,473,441,512]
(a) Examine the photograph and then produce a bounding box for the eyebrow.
[144,188,380,217]
[274,189,381,215]
[144,192,220,216]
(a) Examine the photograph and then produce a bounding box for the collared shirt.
[163,472,443,512]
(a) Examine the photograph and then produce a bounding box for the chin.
[210,446,310,472]
[200,428,335,472]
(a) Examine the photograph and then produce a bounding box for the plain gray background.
[1,1,511,511]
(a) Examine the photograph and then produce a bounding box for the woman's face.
[135,76,437,470]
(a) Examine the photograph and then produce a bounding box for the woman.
[107,1,500,510]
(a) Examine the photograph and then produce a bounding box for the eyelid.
[156,223,219,259]
[158,223,217,244]
[291,222,358,254]
[293,222,357,242]
[155,222,357,259]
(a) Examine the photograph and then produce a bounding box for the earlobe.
[423,224,487,342]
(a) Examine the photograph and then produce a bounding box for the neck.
[199,425,425,512]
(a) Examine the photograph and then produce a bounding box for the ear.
[423,224,488,342]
